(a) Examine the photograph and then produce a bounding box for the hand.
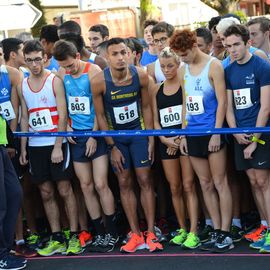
[51,146,63,163]
[148,137,155,164]
[161,136,180,149]
[110,146,125,173]
[208,134,221,152]
[67,126,76,144]
[85,137,97,157]
[166,146,178,156]
[234,134,252,145]
[6,147,16,159]
[19,149,28,165]
[180,137,188,156]
[243,142,257,159]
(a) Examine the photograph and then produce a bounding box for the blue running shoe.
[260,232,270,253]
[249,234,266,250]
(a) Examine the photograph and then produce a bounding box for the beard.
[115,67,126,72]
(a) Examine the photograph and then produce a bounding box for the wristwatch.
[107,143,116,151]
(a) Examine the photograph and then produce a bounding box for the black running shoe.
[230,225,244,243]
[212,232,234,253]
[200,230,219,251]
[198,225,213,243]
[100,234,119,252]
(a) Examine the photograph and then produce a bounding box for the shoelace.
[92,235,104,246]
[27,234,39,244]
[69,236,78,248]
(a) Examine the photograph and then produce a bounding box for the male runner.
[88,24,109,53]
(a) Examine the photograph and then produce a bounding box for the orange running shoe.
[244,224,267,242]
[145,232,163,252]
[120,232,146,253]
[79,230,93,248]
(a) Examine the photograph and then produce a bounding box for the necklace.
[110,68,129,84]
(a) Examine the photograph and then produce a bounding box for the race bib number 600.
[29,109,53,131]
[186,96,204,115]
[160,105,182,127]
[0,101,16,121]
[113,102,139,124]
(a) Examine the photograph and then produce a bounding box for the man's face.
[211,27,223,48]
[225,34,248,62]
[107,43,128,71]
[218,32,226,48]
[248,23,267,49]
[0,47,4,65]
[15,43,26,66]
[152,32,170,54]
[196,36,212,54]
[57,54,80,75]
[126,47,136,65]
[144,25,154,45]
[40,39,54,56]
[175,48,194,64]
[24,51,45,76]
[88,31,104,53]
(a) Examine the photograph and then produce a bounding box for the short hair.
[89,24,109,38]
[40,25,59,43]
[151,22,175,38]
[223,24,250,45]
[216,17,240,35]
[53,40,78,61]
[97,40,109,51]
[58,20,81,36]
[106,38,126,51]
[195,27,212,45]
[143,19,159,29]
[208,16,221,31]
[126,37,143,55]
[159,47,180,64]
[1,38,23,62]
[170,29,197,52]
[247,17,270,33]
[23,40,45,56]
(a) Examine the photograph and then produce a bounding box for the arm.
[91,71,125,172]
[51,76,68,163]
[18,83,29,165]
[146,62,156,83]
[94,54,108,70]
[7,66,20,132]
[208,60,227,152]
[254,49,269,62]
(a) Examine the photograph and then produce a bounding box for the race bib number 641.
[29,109,53,131]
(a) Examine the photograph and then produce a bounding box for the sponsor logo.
[111,90,122,95]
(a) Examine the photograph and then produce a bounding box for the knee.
[213,175,228,192]
[257,177,269,190]
[183,179,194,194]
[170,183,182,197]
[137,174,152,190]
[199,177,214,192]
[94,180,107,194]
[58,183,73,199]
[80,180,95,194]
[40,187,54,202]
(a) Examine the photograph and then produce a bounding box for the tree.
[200,0,240,15]
[139,0,160,36]
[30,0,47,38]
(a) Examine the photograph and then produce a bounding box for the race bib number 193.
[186,96,204,115]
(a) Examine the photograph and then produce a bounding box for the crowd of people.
[1,12,270,270]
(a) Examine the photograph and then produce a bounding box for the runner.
[92,38,163,253]
[195,28,213,55]
[170,29,233,253]
[150,47,200,249]
[88,24,109,53]
[18,40,81,256]
[224,24,270,253]
[54,40,118,252]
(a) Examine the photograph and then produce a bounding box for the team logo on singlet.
[245,74,255,85]
[195,78,203,91]
[0,88,8,96]
[40,95,48,104]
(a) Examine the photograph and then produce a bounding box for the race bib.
[0,101,16,121]
[68,96,90,115]
[113,102,138,124]
[186,96,204,115]
[159,105,182,127]
[29,109,53,131]
[233,88,252,110]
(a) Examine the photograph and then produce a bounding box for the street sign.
[0,2,42,30]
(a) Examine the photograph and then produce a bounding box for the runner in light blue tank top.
[184,58,217,129]
[63,62,95,130]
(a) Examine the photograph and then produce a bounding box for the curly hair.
[170,29,197,52]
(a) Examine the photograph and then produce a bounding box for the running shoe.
[89,235,105,252]
[250,234,267,250]
[66,235,84,255]
[157,218,170,236]
[169,228,187,246]
[154,226,167,242]
[37,238,66,256]
[0,254,26,270]
[230,225,244,243]
[182,232,201,249]
[200,230,219,251]
[62,228,70,241]
[212,232,234,253]
[198,225,213,243]
[121,231,132,245]
[244,224,267,242]
[15,244,37,258]
[120,232,146,253]
[260,232,270,253]
[79,231,93,248]
[145,232,163,252]
[100,233,119,252]
[26,233,41,250]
